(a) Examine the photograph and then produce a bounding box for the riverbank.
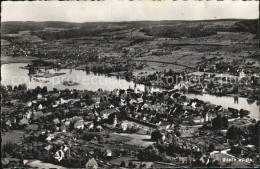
[4,56,258,103]
[35,72,66,78]
[2,63,259,119]
[1,55,38,64]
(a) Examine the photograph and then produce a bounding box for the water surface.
[1,63,259,119]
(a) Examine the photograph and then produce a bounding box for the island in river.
[62,80,80,86]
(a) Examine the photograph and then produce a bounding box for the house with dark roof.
[32,111,44,120]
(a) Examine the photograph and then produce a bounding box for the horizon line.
[2,18,259,24]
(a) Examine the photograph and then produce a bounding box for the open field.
[112,133,155,147]
[1,130,25,145]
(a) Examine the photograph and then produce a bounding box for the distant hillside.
[2,19,258,38]
[234,19,259,35]
[139,19,258,38]
[1,21,80,34]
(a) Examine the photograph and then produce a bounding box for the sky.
[1,0,259,23]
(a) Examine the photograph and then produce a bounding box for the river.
[1,63,154,91]
[185,93,259,119]
[1,63,259,119]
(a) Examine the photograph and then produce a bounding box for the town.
[1,10,259,169]
[1,81,259,168]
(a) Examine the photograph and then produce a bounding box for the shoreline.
[2,59,259,103]
[1,55,37,65]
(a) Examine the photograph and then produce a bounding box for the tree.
[167,134,179,155]
[128,161,133,167]
[171,134,179,149]
[151,130,162,141]
[212,115,223,129]
[53,88,58,93]
[161,152,168,162]
[18,84,23,90]
[35,86,42,94]
[132,163,137,168]
[187,155,192,166]
[42,86,48,95]
[100,96,104,103]
[32,148,40,158]
[120,161,125,167]
[2,142,18,154]
[239,109,248,118]
[84,93,94,106]
[1,85,8,94]
[222,116,229,129]
[208,143,215,152]
[168,69,173,76]
[226,125,241,140]
[21,83,27,90]
[6,85,12,91]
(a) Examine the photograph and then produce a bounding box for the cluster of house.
[98,52,124,59]
[2,90,113,132]
[120,88,241,129]
[2,43,37,57]
[3,80,247,135]
[135,65,259,101]
[2,83,255,168]
[197,57,259,79]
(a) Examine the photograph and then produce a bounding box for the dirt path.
[113,133,155,147]
[27,160,65,168]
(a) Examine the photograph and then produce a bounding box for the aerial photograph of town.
[1,1,259,168]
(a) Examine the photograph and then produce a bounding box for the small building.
[6,120,12,127]
[53,118,60,125]
[205,112,217,122]
[27,101,32,107]
[33,111,44,120]
[74,120,84,129]
[19,118,29,126]
[37,94,43,99]
[103,149,112,157]
[193,116,205,124]
[38,104,43,110]
[60,125,67,132]
[46,134,55,141]
[239,69,247,79]
[85,158,98,169]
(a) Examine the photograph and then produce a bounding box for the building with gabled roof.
[85,158,98,169]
